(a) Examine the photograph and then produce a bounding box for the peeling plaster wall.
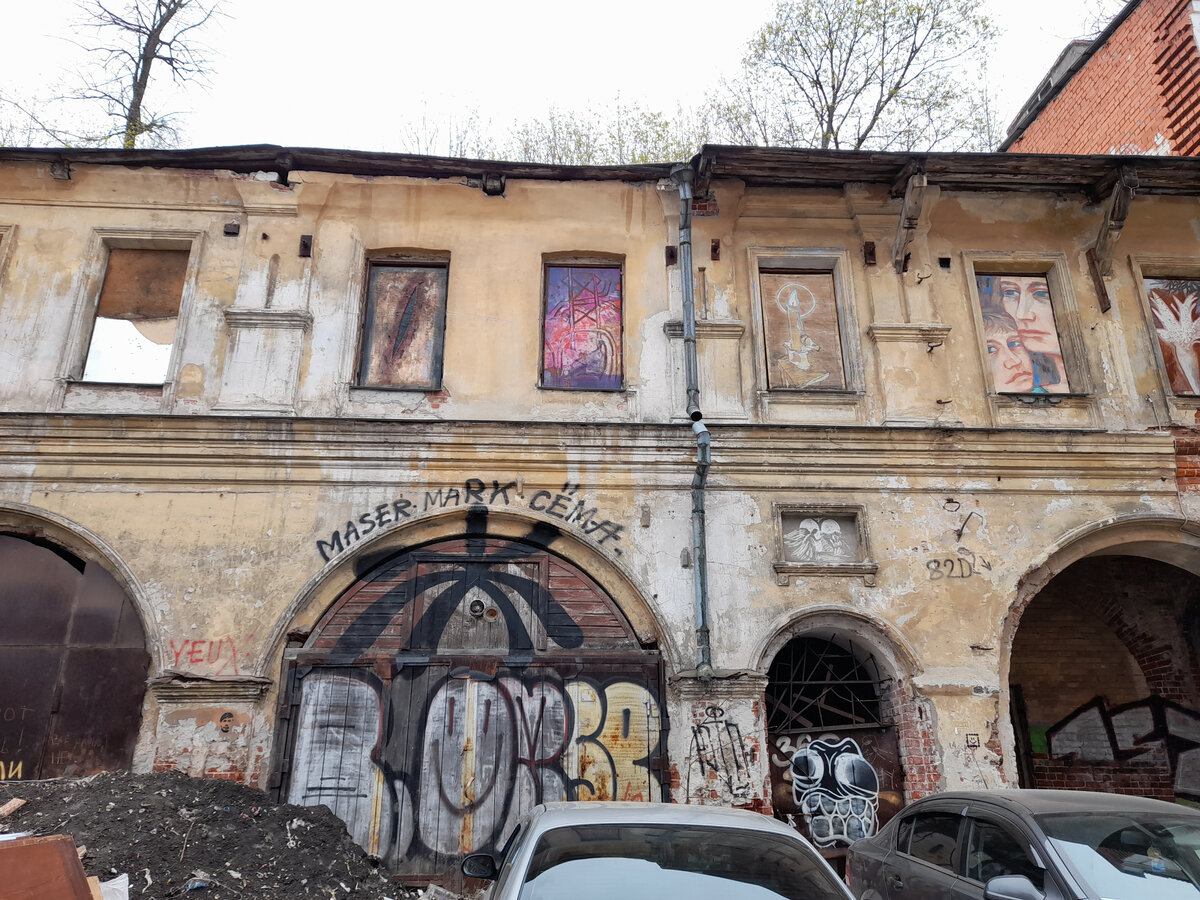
[0,159,1198,829]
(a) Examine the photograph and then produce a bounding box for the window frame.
[902,808,968,875]
[771,503,877,586]
[352,252,451,392]
[538,253,625,392]
[58,228,205,406]
[747,247,865,404]
[961,815,1045,888]
[963,252,1092,404]
[0,224,16,294]
[1131,256,1200,409]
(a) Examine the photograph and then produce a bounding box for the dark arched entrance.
[764,632,905,861]
[276,534,664,885]
[0,533,149,779]
[1010,555,1200,800]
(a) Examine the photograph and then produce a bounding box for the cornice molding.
[868,322,952,343]
[224,307,313,330]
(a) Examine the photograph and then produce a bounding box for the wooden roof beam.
[893,169,928,274]
[1086,165,1139,312]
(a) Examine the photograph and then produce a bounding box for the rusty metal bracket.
[481,172,506,196]
[1086,165,1138,312]
[893,169,928,274]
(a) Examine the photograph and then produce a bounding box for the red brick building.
[1002,0,1200,155]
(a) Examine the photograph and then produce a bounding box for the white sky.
[1,0,1113,154]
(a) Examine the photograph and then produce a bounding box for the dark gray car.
[846,789,1200,900]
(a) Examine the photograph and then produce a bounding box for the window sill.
[988,392,1099,428]
[773,561,878,587]
[61,380,166,413]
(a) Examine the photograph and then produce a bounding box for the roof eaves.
[0,145,676,183]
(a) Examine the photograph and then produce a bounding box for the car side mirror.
[984,874,1045,900]
[461,853,500,880]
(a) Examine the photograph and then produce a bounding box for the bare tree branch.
[62,0,224,148]
[715,0,998,152]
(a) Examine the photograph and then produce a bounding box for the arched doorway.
[0,533,149,779]
[276,533,664,885]
[764,629,908,864]
[1010,554,1200,800]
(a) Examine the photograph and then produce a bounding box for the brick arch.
[0,514,150,780]
[0,501,157,670]
[1001,516,1200,692]
[756,608,940,856]
[273,521,667,886]
[1001,518,1200,796]
[262,505,670,676]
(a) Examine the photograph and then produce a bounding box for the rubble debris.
[0,796,26,816]
[0,772,442,900]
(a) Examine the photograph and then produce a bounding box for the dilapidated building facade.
[3,144,1200,883]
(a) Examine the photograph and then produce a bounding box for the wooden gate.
[275,536,665,885]
[0,534,148,780]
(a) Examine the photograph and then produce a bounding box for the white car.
[461,800,854,900]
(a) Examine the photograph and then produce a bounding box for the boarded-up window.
[1146,277,1200,395]
[759,271,846,390]
[83,248,188,384]
[976,273,1070,394]
[358,264,448,389]
[542,265,622,390]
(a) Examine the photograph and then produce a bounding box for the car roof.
[915,790,1200,817]
[528,801,809,839]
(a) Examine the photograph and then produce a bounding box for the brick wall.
[1177,433,1200,491]
[1012,556,1200,724]
[1012,584,1149,728]
[884,679,942,800]
[1032,753,1175,801]
[1007,0,1193,155]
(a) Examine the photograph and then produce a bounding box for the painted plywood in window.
[759,271,845,390]
[359,265,448,389]
[976,273,1070,394]
[1146,278,1200,395]
[542,266,622,390]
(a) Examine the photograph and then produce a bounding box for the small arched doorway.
[764,629,907,863]
[0,533,149,779]
[1010,553,1200,800]
[276,533,664,885]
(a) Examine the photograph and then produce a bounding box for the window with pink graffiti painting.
[541,264,623,390]
[1146,278,1200,396]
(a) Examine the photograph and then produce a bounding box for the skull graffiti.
[791,736,879,846]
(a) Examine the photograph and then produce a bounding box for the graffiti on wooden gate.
[287,517,662,875]
[287,668,661,868]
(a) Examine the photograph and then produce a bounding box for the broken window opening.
[766,635,885,733]
[82,248,189,384]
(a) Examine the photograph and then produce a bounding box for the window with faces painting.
[975,273,1071,395]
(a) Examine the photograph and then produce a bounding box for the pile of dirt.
[0,771,436,899]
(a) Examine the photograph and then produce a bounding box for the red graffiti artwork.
[169,634,254,676]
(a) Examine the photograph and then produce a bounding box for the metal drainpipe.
[672,163,714,680]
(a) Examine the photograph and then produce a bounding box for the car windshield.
[1037,812,1200,899]
[517,823,846,900]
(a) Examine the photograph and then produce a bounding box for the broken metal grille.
[766,636,885,733]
